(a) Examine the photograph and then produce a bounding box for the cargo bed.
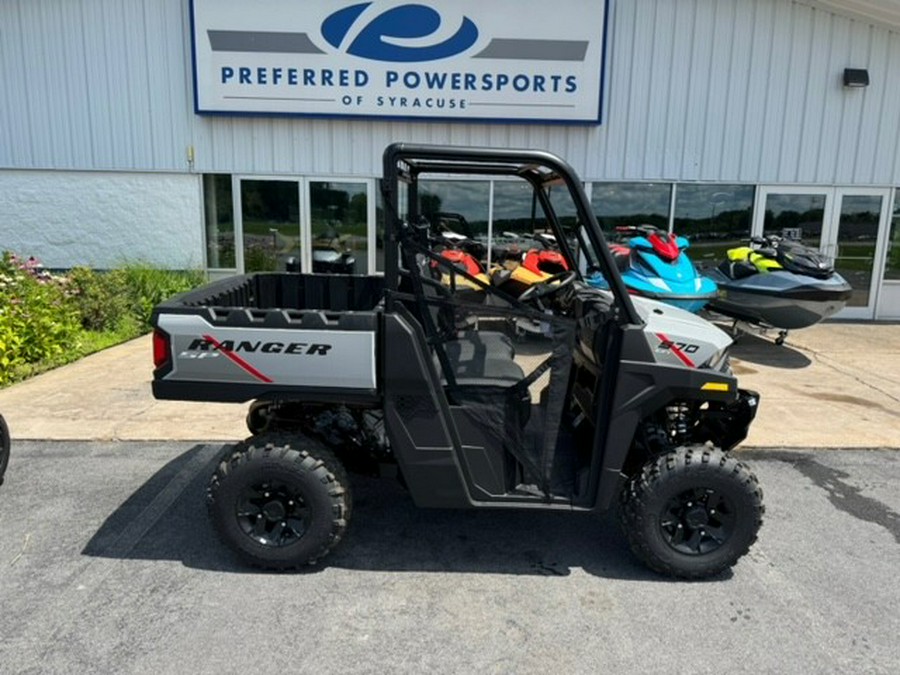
[152,273,385,404]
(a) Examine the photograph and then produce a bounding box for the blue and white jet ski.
[588,225,718,313]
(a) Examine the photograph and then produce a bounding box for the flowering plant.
[0,252,80,383]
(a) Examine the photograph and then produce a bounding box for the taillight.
[153,329,170,368]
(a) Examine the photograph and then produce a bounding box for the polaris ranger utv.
[152,144,763,579]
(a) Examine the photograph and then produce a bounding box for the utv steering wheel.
[518,270,578,305]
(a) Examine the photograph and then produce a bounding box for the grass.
[2,321,141,384]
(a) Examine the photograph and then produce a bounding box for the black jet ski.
[706,235,853,344]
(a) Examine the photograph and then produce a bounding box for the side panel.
[382,312,472,509]
[158,314,376,389]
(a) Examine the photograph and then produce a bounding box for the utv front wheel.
[620,445,763,579]
[207,434,351,569]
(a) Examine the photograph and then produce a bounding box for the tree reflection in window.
[590,183,671,232]
[674,185,754,263]
[885,194,900,281]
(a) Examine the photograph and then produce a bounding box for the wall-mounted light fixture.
[843,68,870,88]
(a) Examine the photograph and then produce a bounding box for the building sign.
[191,0,608,123]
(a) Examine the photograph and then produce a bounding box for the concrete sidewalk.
[0,322,897,447]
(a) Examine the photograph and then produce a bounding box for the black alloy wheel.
[236,478,312,547]
[660,487,736,555]
[207,433,351,569]
[619,445,763,579]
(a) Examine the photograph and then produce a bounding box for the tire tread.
[620,445,764,579]
[207,432,352,570]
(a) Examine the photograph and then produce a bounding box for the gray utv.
[151,144,763,579]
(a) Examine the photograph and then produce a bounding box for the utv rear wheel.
[620,445,763,579]
[207,434,351,569]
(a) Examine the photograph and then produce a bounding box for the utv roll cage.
[380,144,642,327]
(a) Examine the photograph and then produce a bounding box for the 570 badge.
[654,332,702,369]
[656,338,700,354]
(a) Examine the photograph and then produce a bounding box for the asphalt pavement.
[0,321,898,672]
[1,440,898,673]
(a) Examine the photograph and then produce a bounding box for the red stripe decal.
[655,332,696,369]
[202,334,274,383]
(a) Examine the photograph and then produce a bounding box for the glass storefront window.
[376,180,406,273]
[375,189,385,273]
[309,181,368,274]
[590,182,671,232]
[240,180,300,273]
[885,193,900,281]
[494,179,546,235]
[203,175,235,269]
[419,179,491,241]
[673,184,754,263]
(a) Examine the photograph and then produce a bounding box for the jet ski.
[705,235,853,344]
[436,247,491,304]
[587,225,718,313]
[487,232,570,338]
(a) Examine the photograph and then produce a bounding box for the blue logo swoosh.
[322,3,479,62]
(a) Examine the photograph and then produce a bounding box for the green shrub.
[1,253,206,388]
[67,266,131,331]
[66,264,206,333]
[117,263,206,329]
[0,252,81,385]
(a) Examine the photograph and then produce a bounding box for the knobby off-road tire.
[0,414,9,486]
[619,445,764,580]
[207,433,351,570]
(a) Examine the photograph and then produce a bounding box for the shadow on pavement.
[727,331,812,370]
[83,443,731,582]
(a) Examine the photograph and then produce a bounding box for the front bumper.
[696,388,760,451]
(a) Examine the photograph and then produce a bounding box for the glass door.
[823,189,891,319]
[753,186,891,319]
[237,178,302,272]
[753,187,834,250]
[306,180,373,275]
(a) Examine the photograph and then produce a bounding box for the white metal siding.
[2,0,900,184]
[0,170,203,268]
[0,0,193,171]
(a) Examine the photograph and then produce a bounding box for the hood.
[631,295,733,368]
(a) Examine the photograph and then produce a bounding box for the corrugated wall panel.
[699,1,735,181]
[758,1,793,182]
[0,0,191,171]
[4,0,900,185]
[680,0,712,180]
[886,38,900,180]
[859,29,891,183]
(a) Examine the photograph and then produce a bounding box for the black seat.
[401,266,523,387]
[440,335,524,387]
[444,330,515,362]
[718,259,757,280]
[414,275,515,360]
